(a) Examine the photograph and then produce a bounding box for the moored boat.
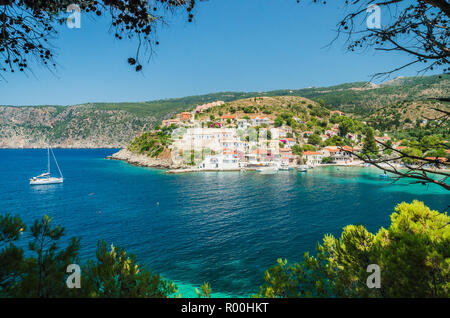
[257,166,278,174]
[297,165,309,172]
[30,147,64,185]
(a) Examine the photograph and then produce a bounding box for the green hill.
[0,74,448,148]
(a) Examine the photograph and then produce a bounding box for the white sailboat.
[30,147,64,185]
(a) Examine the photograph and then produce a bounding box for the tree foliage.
[255,201,450,298]
[302,0,450,77]
[0,213,175,298]
[84,240,176,297]
[362,127,378,155]
[0,0,197,78]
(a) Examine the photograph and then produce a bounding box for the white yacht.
[30,147,64,185]
[257,166,278,174]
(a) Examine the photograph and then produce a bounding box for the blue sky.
[0,0,439,106]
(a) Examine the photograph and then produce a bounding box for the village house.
[303,151,322,166]
[330,110,345,116]
[221,115,237,122]
[177,112,192,121]
[246,148,273,166]
[276,127,290,138]
[425,157,448,163]
[198,151,242,170]
[321,146,355,164]
[283,138,297,148]
[162,118,181,127]
[220,138,247,153]
[423,157,448,169]
[237,119,251,130]
[375,135,391,143]
[325,129,338,138]
[171,128,237,154]
[279,148,295,165]
[251,116,269,127]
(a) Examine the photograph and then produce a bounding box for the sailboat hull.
[30,177,64,185]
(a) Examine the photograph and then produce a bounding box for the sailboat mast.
[47,147,50,174]
[50,148,63,178]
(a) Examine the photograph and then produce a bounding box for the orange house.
[279,148,294,164]
[221,115,236,121]
[180,112,191,121]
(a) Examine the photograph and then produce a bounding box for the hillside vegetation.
[0,74,448,148]
[196,96,322,122]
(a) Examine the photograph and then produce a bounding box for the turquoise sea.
[0,149,448,297]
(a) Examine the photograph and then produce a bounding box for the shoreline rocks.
[107,148,186,170]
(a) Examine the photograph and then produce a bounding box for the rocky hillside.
[0,104,154,148]
[1,74,447,148]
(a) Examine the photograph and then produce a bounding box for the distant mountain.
[0,74,448,148]
[287,74,449,115]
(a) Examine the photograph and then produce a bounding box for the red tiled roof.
[342,146,353,152]
[252,149,271,155]
[425,157,448,162]
[303,151,321,155]
[251,116,268,119]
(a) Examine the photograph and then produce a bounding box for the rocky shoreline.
[106,148,186,169]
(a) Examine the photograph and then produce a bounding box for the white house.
[198,153,241,170]
[283,138,297,148]
[303,151,322,166]
[321,146,354,164]
[251,116,269,126]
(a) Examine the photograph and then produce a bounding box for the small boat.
[297,165,308,172]
[257,166,278,174]
[279,164,293,171]
[379,171,389,179]
[30,147,64,185]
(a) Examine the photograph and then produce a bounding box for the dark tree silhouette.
[301,0,449,79]
[0,0,198,78]
[343,104,450,191]
[348,141,450,190]
[2,1,449,78]
[297,0,450,189]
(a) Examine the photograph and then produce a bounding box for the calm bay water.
[0,149,448,297]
